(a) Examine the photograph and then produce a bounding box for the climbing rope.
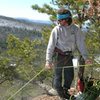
[7,68,45,100]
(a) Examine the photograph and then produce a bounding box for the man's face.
[58,19,68,26]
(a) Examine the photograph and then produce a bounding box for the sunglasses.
[58,18,69,22]
[58,19,65,22]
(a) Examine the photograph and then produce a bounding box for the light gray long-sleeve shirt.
[46,24,88,63]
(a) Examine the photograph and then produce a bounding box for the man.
[45,8,92,99]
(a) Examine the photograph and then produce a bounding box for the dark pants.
[53,53,74,91]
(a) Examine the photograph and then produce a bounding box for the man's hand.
[85,59,92,65]
[45,61,53,70]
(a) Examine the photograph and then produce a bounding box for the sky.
[0,0,52,21]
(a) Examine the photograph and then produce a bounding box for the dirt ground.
[32,94,61,100]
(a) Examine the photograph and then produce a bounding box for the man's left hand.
[85,59,92,65]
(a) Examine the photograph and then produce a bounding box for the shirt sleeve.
[46,27,58,63]
[76,28,89,60]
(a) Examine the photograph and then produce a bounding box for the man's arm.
[75,28,92,64]
[45,28,58,69]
